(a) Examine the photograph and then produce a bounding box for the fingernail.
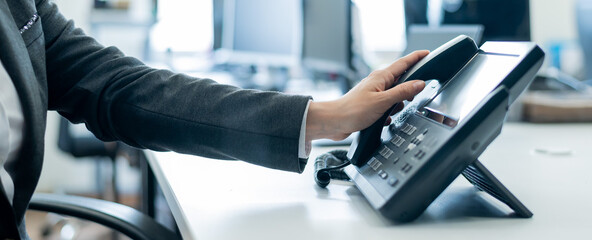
[413,81,425,92]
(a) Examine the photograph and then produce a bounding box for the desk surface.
[146,123,592,240]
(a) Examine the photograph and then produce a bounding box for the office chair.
[28,193,180,240]
[57,117,122,203]
[54,117,172,238]
[28,117,179,239]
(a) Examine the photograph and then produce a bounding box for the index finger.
[384,50,430,81]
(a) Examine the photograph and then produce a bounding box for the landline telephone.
[315,35,545,222]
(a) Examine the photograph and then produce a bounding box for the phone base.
[461,159,532,218]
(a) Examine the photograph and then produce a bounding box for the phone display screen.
[420,53,520,127]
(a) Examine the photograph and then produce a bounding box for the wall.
[530,0,584,76]
[531,0,578,44]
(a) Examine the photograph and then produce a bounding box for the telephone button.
[414,150,427,160]
[411,132,427,145]
[404,143,417,154]
[379,146,394,159]
[378,170,388,179]
[367,157,382,171]
[408,126,417,135]
[388,177,399,187]
[396,138,405,147]
[401,163,413,173]
[367,157,375,169]
[401,123,417,135]
[390,135,406,147]
[390,136,398,145]
[402,123,412,133]
[414,150,422,157]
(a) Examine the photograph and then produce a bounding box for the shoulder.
[5,0,38,26]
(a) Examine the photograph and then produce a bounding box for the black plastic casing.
[345,39,544,222]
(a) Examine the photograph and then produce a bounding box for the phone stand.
[462,159,532,218]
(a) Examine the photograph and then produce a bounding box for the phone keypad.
[361,110,450,201]
[375,120,436,191]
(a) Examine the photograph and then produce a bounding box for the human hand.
[306,50,429,141]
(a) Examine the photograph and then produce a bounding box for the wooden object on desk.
[522,91,592,122]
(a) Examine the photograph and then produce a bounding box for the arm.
[38,0,311,172]
[306,51,429,141]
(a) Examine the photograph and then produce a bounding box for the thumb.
[383,80,425,105]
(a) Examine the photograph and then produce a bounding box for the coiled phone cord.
[314,149,351,188]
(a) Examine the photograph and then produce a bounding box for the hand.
[306,50,429,141]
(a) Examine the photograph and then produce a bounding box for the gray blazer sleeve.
[37,0,312,173]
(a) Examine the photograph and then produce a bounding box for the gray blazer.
[0,0,310,238]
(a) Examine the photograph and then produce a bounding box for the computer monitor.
[403,24,483,55]
[218,0,302,66]
[403,0,428,32]
[403,0,531,43]
[443,0,530,42]
[301,0,352,74]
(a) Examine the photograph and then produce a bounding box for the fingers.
[359,50,429,92]
[383,80,425,106]
[384,50,429,81]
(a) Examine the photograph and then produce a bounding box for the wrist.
[305,100,348,141]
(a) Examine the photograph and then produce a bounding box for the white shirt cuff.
[298,100,312,159]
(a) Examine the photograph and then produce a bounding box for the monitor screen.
[443,0,531,42]
[221,0,302,65]
[302,0,351,73]
[403,0,428,31]
[421,52,521,127]
[403,0,531,43]
[403,24,483,55]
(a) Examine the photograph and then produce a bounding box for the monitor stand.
[461,159,533,218]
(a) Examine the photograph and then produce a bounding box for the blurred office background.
[31,0,591,239]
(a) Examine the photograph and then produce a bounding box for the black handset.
[347,35,479,167]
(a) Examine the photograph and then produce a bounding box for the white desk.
[146,123,592,240]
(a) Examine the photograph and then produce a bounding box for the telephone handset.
[338,35,545,222]
[348,35,479,167]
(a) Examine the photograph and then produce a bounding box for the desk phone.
[342,35,544,222]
